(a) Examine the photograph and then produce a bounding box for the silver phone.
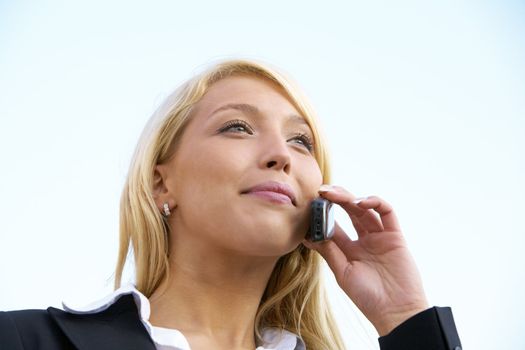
[307,197,335,242]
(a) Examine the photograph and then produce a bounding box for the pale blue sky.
[1,1,524,349]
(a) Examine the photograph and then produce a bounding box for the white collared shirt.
[62,284,306,350]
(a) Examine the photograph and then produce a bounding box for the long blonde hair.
[115,58,345,349]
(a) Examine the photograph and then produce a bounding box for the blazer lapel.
[47,294,156,350]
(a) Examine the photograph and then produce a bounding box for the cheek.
[300,158,324,196]
[172,142,249,210]
[294,158,324,232]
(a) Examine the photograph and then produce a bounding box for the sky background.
[1,1,524,349]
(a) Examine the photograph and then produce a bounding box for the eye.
[218,119,254,134]
[289,132,315,152]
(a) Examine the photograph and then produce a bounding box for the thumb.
[302,238,349,283]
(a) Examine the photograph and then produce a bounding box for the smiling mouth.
[242,191,295,206]
[241,181,297,206]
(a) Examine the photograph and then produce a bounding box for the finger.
[349,214,369,238]
[331,222,356,257]
[319,186,384,233]
[355,195,401,232]
[305,223,356,262]
[303,238,350,284]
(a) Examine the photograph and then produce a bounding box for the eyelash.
[220,119,253,134]
[218,119,315,152]
[290,132,315,152]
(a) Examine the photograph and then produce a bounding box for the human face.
[157,76,323,257]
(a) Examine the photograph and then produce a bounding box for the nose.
[260,133,292,174]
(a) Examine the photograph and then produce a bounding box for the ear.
[153,165,166,196]
[153,164,174,212]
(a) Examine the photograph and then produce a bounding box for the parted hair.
[114,58,345,349]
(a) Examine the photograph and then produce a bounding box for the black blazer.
[0,294,462,349]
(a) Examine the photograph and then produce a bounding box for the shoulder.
[0,295,154,350]
[1,308,50,325]
[1,308,73,349]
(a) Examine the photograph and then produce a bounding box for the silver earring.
[162,202,171,217]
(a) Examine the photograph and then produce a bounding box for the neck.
[148,236,278,349]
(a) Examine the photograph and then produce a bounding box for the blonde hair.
[115,58,345,349]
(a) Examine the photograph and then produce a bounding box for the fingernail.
[318,184,337,193]
[352,196,368,204]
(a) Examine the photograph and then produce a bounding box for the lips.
[242,181,297,206]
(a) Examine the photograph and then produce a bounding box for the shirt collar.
[62,284,305,350]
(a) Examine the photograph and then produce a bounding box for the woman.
[0,59,462,349]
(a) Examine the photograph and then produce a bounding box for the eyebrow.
[208,103,309,126]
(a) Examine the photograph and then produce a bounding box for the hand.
[303,185,429,336]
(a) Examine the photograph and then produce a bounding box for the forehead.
[194,75,305,122]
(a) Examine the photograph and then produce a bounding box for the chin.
[236,230,305,257]
[216,203,308,256]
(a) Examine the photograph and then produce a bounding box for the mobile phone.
[306,197,335,242]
